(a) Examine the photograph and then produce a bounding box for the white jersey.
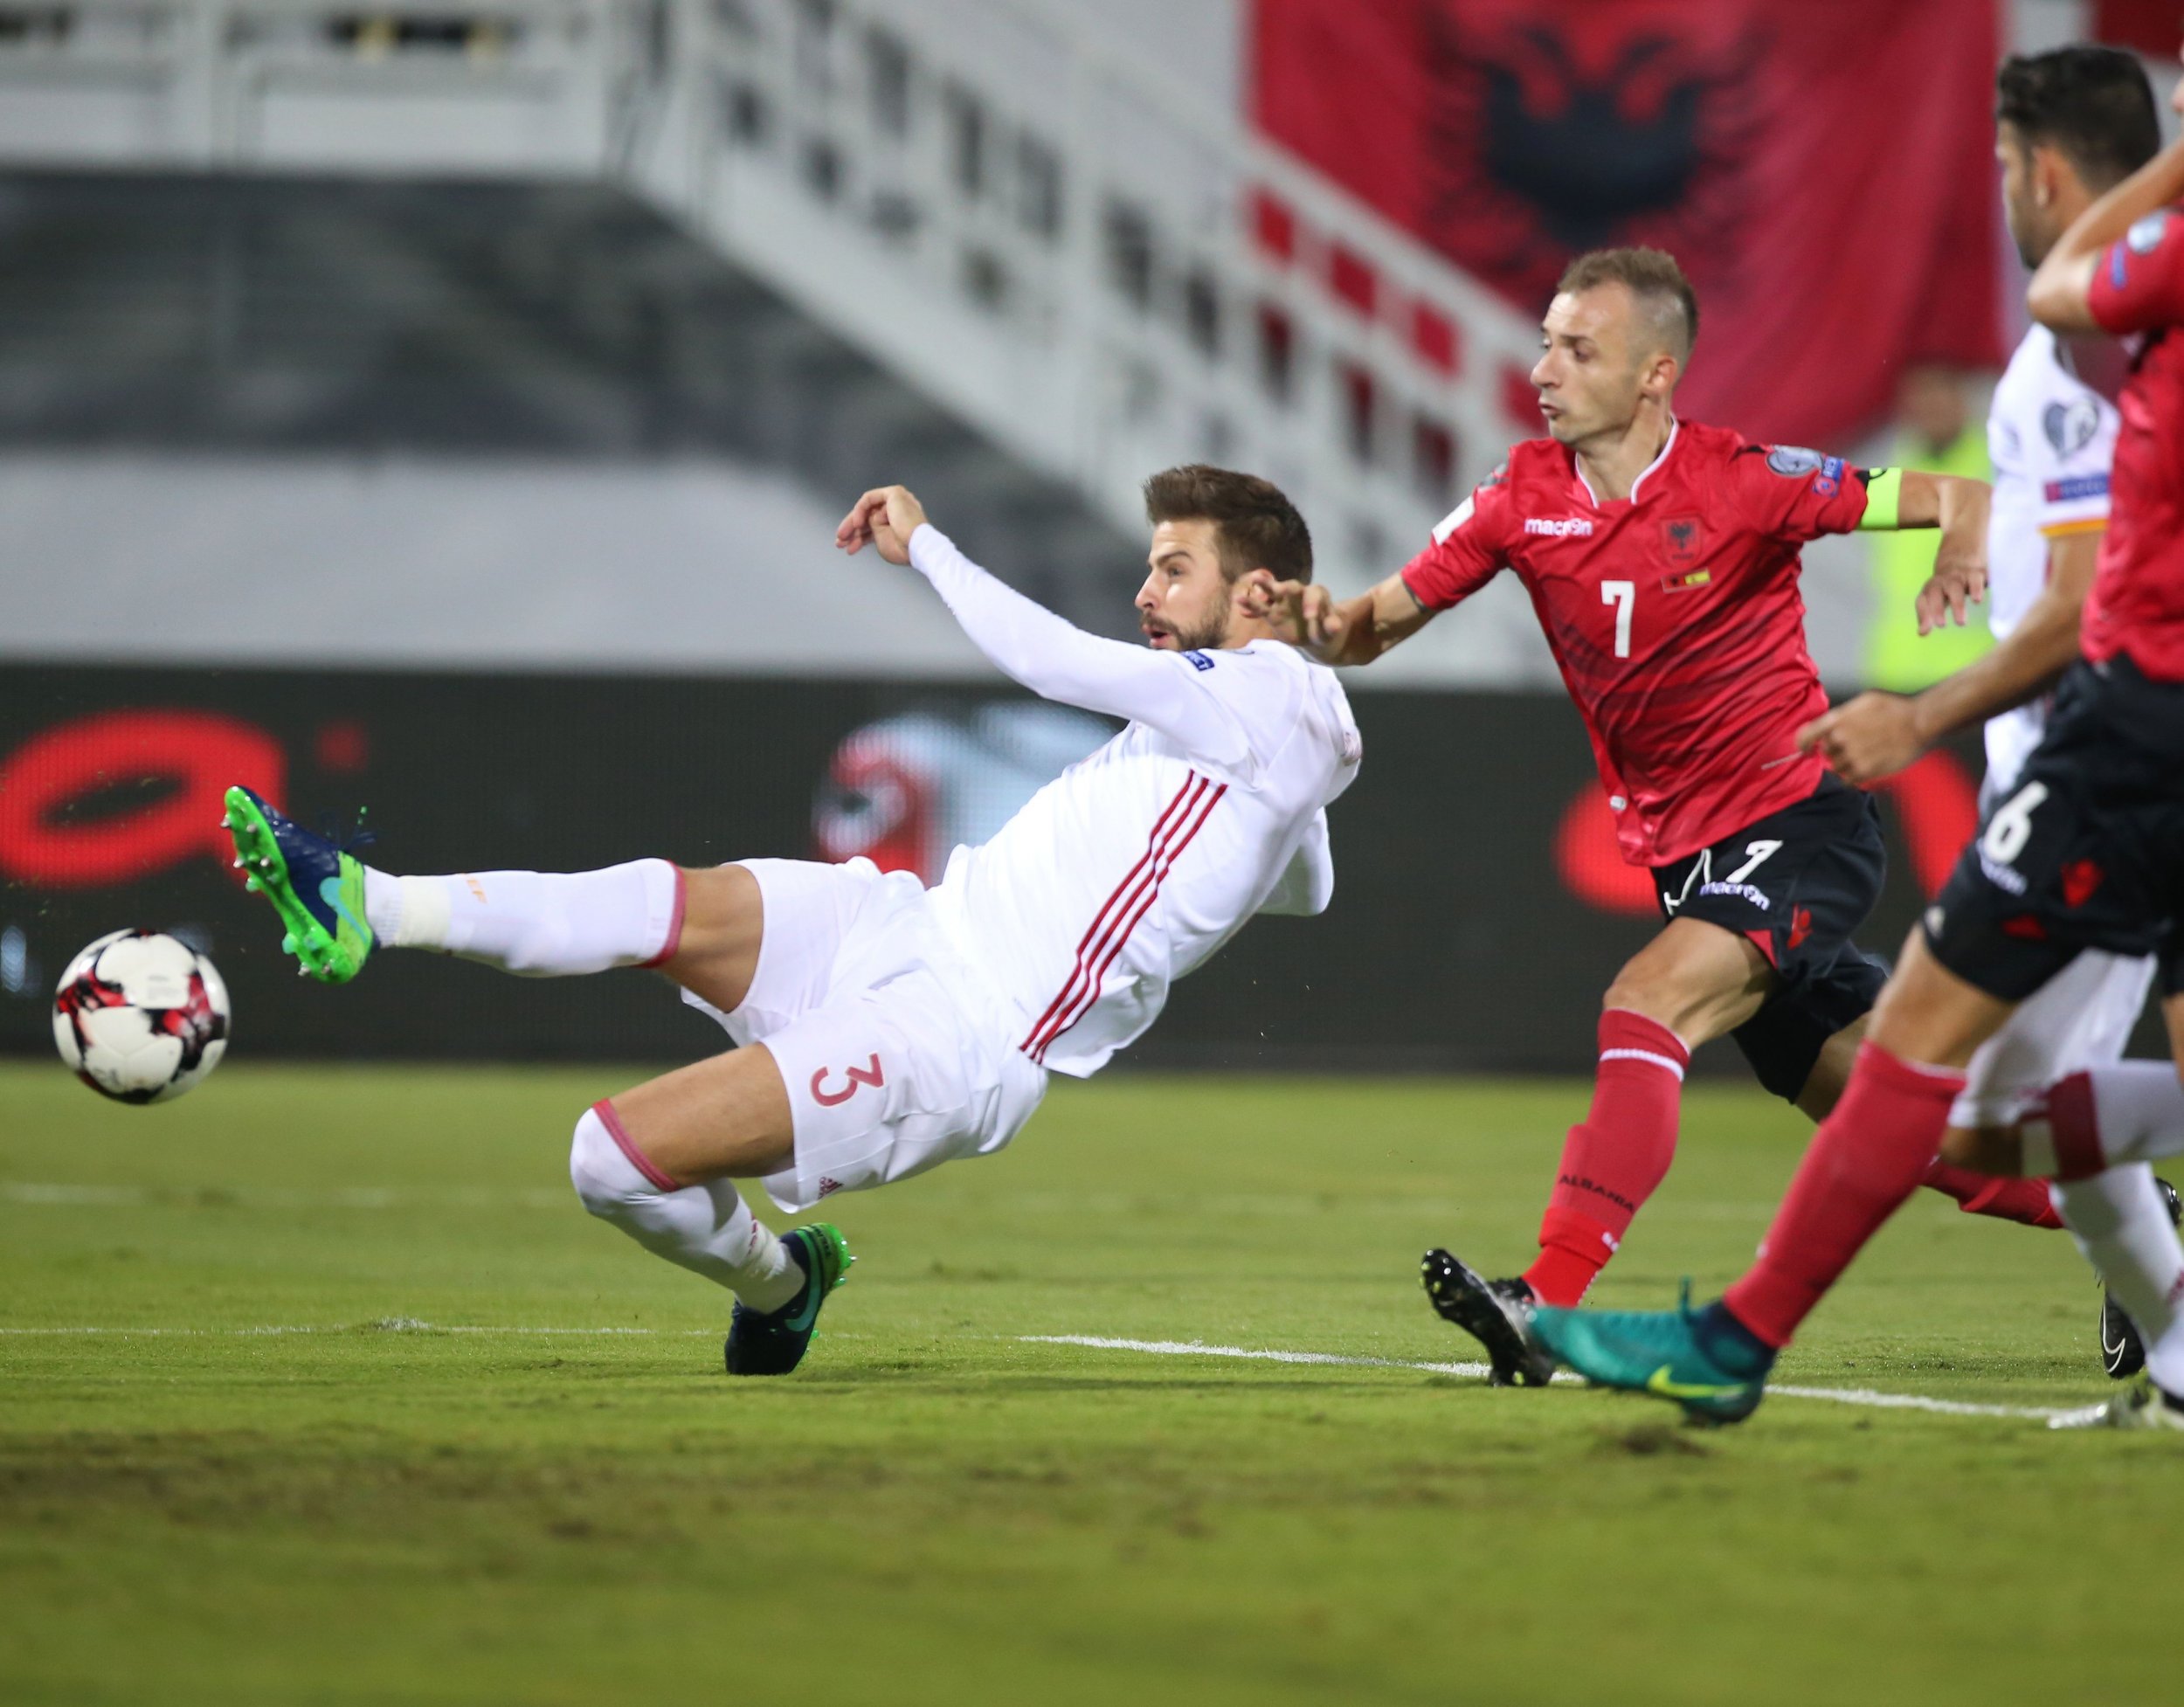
[1983,323,2118,796]
[908,526,1361,1077]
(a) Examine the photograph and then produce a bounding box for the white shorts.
[681,858,1047,1213]
[1951,949,2157,1128]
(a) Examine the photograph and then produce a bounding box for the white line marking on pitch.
[1018,1334,2074,1423]
[0,1323,2078,1420]
[0,1321,714,1337]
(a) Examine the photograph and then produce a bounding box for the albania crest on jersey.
[1660,515,1705,571]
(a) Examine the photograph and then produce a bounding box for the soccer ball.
[52,929,231,1104]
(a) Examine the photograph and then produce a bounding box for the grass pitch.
[3,1060,2178,1707]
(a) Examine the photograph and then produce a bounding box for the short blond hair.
[1558,247,1697,363]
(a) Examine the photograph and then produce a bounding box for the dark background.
[1,663,1992,1077]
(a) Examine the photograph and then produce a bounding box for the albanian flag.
[1252,0,2005,446]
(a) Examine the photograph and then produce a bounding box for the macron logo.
[1524,517,1594,538]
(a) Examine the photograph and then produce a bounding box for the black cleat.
[1421,1249,1555,1386]
[2100,1176,2183,1381]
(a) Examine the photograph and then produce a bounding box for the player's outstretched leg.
[223,785,375,983]
[225,783,697,985]
[1420,1250,1554,1386]
[570,1095,854,1377]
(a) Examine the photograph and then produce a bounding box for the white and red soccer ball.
[52,929,230,1103]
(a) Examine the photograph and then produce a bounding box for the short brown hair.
[1142,464,1313,584]
[1997,46,2159,191]
[1557,246,1698,363]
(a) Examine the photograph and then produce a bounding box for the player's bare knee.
[674,865,758,944]
[1600,971,1718,1043]
[658,865,764,1011]
[1601,967,1673,1023]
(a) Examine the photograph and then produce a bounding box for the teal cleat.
[222,784,375,984]
[725,1224,854,1376]
[1530,1282,1770,1426]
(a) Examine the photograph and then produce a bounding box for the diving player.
[225,467,1360,1375]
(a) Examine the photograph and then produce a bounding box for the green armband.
[1856,466,1903,531]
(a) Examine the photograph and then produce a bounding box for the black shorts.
[1925,655,2184,1001]
[1650,774,1890,1102]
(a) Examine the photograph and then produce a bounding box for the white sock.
[2080,1061,2184,1165]
[363,860,681,977]
[567,1106,803,1311]
[2052,1164,2184,1393]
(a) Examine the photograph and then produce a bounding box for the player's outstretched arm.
[1800,529,2100,786]
[2030,131,2184,331]
[1874,469,1990,633]
[1248,573,1433,666]
[836,484,1254,771]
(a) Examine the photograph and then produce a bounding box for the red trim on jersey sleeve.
[2088,207,2184,336]
[1401,479,1511,611]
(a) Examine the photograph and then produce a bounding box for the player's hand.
[835,485,930,567]
[1246,578,1346,655]
[1917,549,1988,634]
[1797,691,1927,785]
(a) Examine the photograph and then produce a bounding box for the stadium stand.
[0,0,1559,681]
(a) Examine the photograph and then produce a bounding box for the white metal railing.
[0,3,612,170]
[0,0,1554,680]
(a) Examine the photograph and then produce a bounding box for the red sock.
[1521,1009,1689,1306]
[1918,1158,2065,1229]
[1723,1040,1963,1348]
[2038,1071,2107,1180]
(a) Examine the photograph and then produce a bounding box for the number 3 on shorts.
[1980,780,2049,867]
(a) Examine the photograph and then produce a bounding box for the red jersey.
[1402,420,1870,866]
[2084,203,2184,684]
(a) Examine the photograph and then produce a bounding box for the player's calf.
[570,1102,805,1305]
[223,782,702,982]
[373,861,685,976]
[569,1101,853,1376]
[651,863,765,1013]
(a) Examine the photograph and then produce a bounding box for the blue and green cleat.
[221,784,375,984]
[1530,1282,1773,1426]
[725,1223,854,1376]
